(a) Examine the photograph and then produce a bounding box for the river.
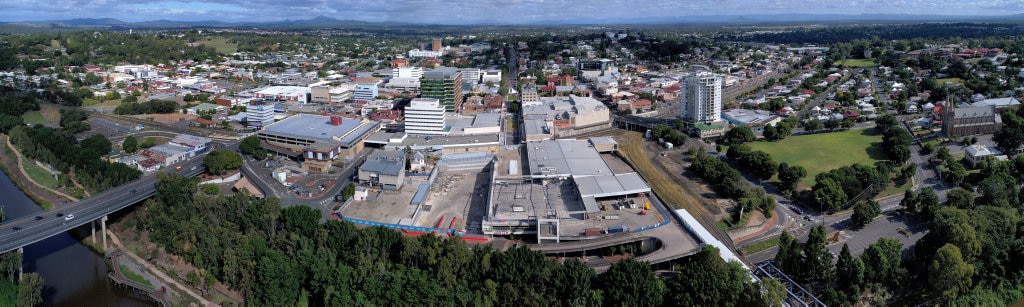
[0,169,155,306]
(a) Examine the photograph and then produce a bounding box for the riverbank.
[109,208,244,306]
[0,134,70,209]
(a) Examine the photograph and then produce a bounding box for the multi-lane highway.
[0,159,205,254]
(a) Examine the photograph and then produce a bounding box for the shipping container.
[604,215,620,220]
[584,228,602,236]
[606,226,629,233]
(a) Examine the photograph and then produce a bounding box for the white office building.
[404,98,448,135]
[679,71,723,124]
[390,66,423,89]
[393,66,424,79]
[481,69,502,84]
[246,100,277,128]
[460,68,481,85]
[352,83,379,101]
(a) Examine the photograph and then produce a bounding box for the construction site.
[338,136,677,244]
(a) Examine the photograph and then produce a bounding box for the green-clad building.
[420,67,464,112]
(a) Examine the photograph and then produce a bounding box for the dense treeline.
[810,163,889,212]
[141,174,779,306]
[783,150,1024,304]
[726,144,779,181]
[689,148,777,222]
[113,99,179,115]
[0,31,218,72]
[0,87,39,133]
[8,111,140,191]
[729,23,1024,45]
[875,115,912,164]
[0,210,44,306]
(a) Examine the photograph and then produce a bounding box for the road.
[0,158,205,254]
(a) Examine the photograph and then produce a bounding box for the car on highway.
[11,227,21,232]
[175,166,183,171]
[56,213,64,218]
[34,216,43,221]
[64,214,75,221]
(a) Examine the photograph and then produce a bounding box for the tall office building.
[420,67,464,112]
[246,100,276,128]
[432,39,442,51]
[679,71,723,124]
[404,98,448,135]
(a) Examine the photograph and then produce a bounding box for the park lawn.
[838,59,877,67]
[935,78,963,86]
[21,111,50,125]
[199,37,238,54]
[21,160,58,189]
[747,129,886,187]
[84,98,123,108]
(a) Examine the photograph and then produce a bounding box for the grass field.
[199,37,238,54]
[21,111,49,125]
[22,160,58,189]
[119,264,154,288]
[935,78,963,87]
[838,59,877,67]
[748,129,885,187]
[84,98,123,108]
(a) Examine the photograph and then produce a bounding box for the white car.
[64,214,75,221]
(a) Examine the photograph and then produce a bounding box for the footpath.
[106,231,217,307]
[2,134,79,201]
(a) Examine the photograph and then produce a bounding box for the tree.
[900,189,918,213]
[813,178,847,212]
[918,187,939,218]
[552,259,598,306]
[944,188,974,209]
[724,126,755,145]
[835,244,864,292]
[861,238,904,288]
[805,119,824,132]
[666,245,763,306]
[936,146,952,162]
[600,258,664,306]
[17,272,43,307]
[122,135,138,153]
[851,201,880,227]
[946,161,967,186]
[203,150,243,175]
[929,244,975,300]
[763,124,779,141]
[239,135,261,155]
[774,232,801,275]
[777,163,807,193]
[803,225,833,281]
[341,183,356,200]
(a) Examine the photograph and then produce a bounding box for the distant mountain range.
[3,14,1024,30]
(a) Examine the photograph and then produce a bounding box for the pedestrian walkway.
[107,231,218,307]
[106,249,172,307]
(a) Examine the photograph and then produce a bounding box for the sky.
[2,0,1024,25]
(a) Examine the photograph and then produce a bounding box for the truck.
[664,142,674,149]
[606,226,629,234]
[645,129,653,139]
